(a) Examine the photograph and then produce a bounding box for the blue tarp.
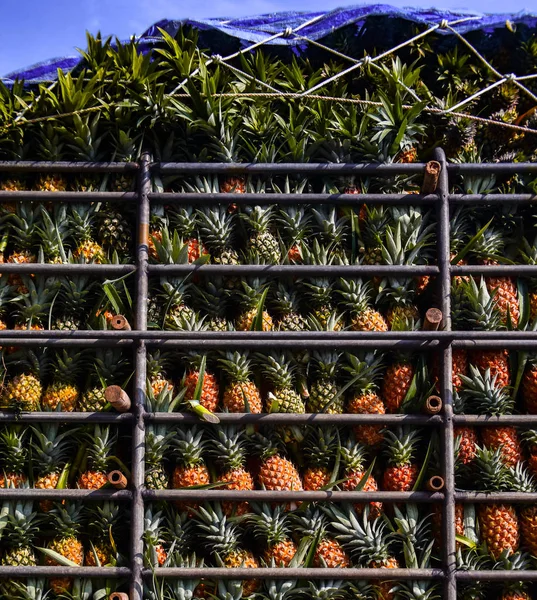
[3,4,537,85]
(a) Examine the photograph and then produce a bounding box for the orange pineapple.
[522,359,537,413]
[382,359,414,414]
[520,505,537,557]
[432,503,464,548]
[303,426,338,491]
[249,504,297,566]
[183,353,220,413]
[382,428,420,491]
[454,426,478,466]
[209,426,253,516]
[254,431,303,496]
[219,351,262,413]
[77,425,117,490]
[339,279,388,331]
[478,504,519,559]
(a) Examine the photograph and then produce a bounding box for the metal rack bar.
[0,191,137,202]
[155,162,428,174]
[130,152,151,600]
[434,147,457,600]
[148,264,439,275]
[0,161,138,172]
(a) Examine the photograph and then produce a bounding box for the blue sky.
[1,0,535,76]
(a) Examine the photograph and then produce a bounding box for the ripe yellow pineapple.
[254,431,303,496]
[219,351,262,413]
[45,503,84,595]
[478,504,519,559]
[2,372,42,411]
[520,505,537,557]
[41,349,82,412]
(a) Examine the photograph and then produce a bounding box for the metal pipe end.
[109,594,129,600]
[107,470,128,490]
[427,475,445,492]
[425,395,443,415]
[423,308,443,331]
[111,315,132,331]
[422,161,441,194]
[105,385,132,412]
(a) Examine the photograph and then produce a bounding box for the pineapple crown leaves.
[49,502,84,539]
[145,381,185,414]
[218,351,253,383]
[311,205,348,247]
[275,202,312,244]
[36,204,70,262]
[473,446,511,492]
[194,503,241,556]
[322,504,394,565]
[240,205,275,235]
[310,350,342,380]
[0,425,28,476]
[303,426,339,468]
[508,461,537,493]
[456,276,504,331]
[338,278,375,313]
[151,226,191,265]
[255,351,296,389]
[172,425,207,468]
[307,311,345,333]
[270,280,303,316]
[383,427,420,467]
[67,203,99,242]
[290,506,330,541]
[30,423,75,475]
[208,426,247,472]
[343,352,383,392]
[50,348,85,385]
[86,500,121,543]
[470,224,507,262]
[249,429,287,461]
[392,503,432,559]
[459,365,514,416]
[340,438,368,473]
[162,503,195,551]
[90,347,130,387]
[12,275,61,325]
[143,506,164,546]
[84,425,118,472]
[4,499,41,548]
[247,503,292,546]
[196,204,236,252]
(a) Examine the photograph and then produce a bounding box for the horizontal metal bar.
[0,566,131,578]
[456,571,537,581]
[0,411,132,423]
[451,264,537,274]
[0,264,135,274]
[0,338,134,347]
[146,413,442,425]
[0,489,132,500]
[145,567,445,580]
[146,339,441,349]
[447,163,537,174]
[455,492,537,502]
[453,415,537,425]
[149,192,437,205]
[449,194,537,204]
[154,162,428,175]
[452,339,537,349]
[0,191,137,202]
[143,490,442,502]
[148,264,439,276]
[0,161,138,173]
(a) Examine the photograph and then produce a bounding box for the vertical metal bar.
[130,153,151,600]
[433,147,456,600]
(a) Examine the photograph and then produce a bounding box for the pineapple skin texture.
[264,539,297,566]
[220,467,254,516]
[78,387,108,412]
[314,538,350,568]
[349,391,386,446]
[77,470,109,490]
[382,464,419,492]
[382,363,414,413]
[303,466,331,491]
[520,506,537,557]
[2,374,42,411]
[478,503,519,559]
[184,371,220,412]
[223,381,262,413]
[42,382,79,412]
[482,426,522,467]
[224,550,259,596]
[258,455,303,492]
[46,536,84,594]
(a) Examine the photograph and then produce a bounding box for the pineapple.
[0,425,28,488]
[382,352,415,414]
[147,350,174,397]
[253,430,303,494]
[307,349,344,414]
[0,499,39,597]
[341,436,382,518]
[143,506,168,567]
[248,503,297,566]
[219,351,263,413]
[293,507,350,568]
[345,352,386,446]
[256,351,305,414]
[34,122,68,192]
[7,202,41,292]
[209,425,254,516]
[37,204,70,264]
[311,204,348,255]
[303,426,338,491]
[0,176,25,214]
[68,203,105,263]
[520,505,537,557]
[382,428,420,491]
[77,425,118,490]
[522,429,537,479]
[472,224,519,326]
[1,354,43,412]
[460,365,521,466]
[271,280,307,331]
[431,502,465,549]
[183,352,220,413]
[85,502,120,566]
[45,503,84,594]
[338,278,388,331]
[32,423,73,511]
[241,205,282,264]
[474,446,520,559]
[195,503,259,596]
[193,277,231,331]
[78,348,128,411]
[454,426,478,467]
[274,185,311,263]
[236,277,273,331]
[172,426,210,515]
[41,349,82,411]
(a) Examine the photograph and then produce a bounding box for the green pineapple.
[248,503,297,566]
[68,203,105,263]
[241,205,282,264]
[77,425,118,490]
[192,277,231,331]
[0,499,39,596]
[236,276,274,331]
[6,202,41,291]
[85,501,121,566]
[339,278,388,331]
[271,280,307,331]
[307,348,345,414]
[0,425,28,488]
[78,348,129,411]
[143,506,168,568]
[37,204,70,263]
[256,351,305,413]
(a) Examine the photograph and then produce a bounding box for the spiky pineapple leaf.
[517,277,529,331]
[451,218,493,265]
[37,546,81,567]
[455,534,477,549]
[412,436,434,492]
[354,458,377,491]
[251,287,269,332]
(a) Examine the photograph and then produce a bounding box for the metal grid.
[0,149,536,599]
